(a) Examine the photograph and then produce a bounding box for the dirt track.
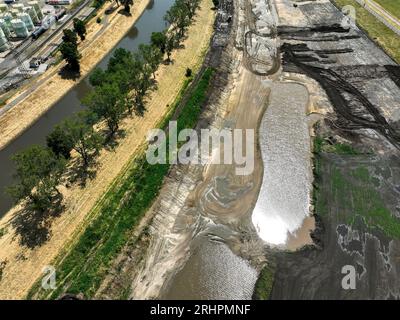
[0,0,215,300]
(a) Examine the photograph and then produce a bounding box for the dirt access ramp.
[0,0,215,300]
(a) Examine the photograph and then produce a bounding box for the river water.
[0,0,175,217]
[252,82,314,248]
[163,230,258,300]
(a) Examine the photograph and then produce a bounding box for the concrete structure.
[17,13,34,31]
[41,14,55,29]
[11,18,28,38]
[25,6,39,24]
[10,9,19,18]
[28,1,43,20]
[11,3,24,13]
[0,4,8,14]
[2,12,12,27]
[0,28,9,52]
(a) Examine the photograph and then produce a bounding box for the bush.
[96,17,102,24]
[185,68,192,77]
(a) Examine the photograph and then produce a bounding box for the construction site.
[0,0,399,302]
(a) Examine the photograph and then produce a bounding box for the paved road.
[355,0,400,36]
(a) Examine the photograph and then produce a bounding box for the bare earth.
[0,0,215,299]
[0,0,151,151]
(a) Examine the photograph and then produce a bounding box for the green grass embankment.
[374,0,400,20]
[252,265,275,300]
[333,0,400,63]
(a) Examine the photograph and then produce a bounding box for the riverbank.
[0,0,151,151]
[0,0,215,299]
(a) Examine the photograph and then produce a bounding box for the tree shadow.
[10,195,64,249]
[66,158,98,188]
[105,5,118,15]
[59,65,81,80]
[163,58,173,65]
[118,8,132,17]
[102,128,126,151]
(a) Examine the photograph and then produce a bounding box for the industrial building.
[0,1,45,52]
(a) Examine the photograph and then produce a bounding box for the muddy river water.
[0,0,175,217]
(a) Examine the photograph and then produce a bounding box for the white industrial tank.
[17,13,34,31]
[12,3,24,13]
[0,4,8,14]
[0,28,9,52]
[2,13,13,27]
[0,19,11,38]
[27,1,43,20]
[10,9,19,18]
[11,18,28,38]
[25,6,39,24]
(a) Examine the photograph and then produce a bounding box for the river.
[0,0,175,217]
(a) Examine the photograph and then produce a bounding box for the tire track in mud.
[281,33,400,150]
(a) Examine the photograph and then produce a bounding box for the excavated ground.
[96,0,400,300]
[271,0,400,299]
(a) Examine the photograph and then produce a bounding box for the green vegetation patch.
[0,227,6,238]
[27,68,214,300]
[252,265,275,300]
[333,0,400,63]
[314,136,361,155]
[314,152,400,239]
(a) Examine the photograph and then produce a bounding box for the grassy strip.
[333,0,400,63]
[252,265,275,300]
[374,0,400,20]
[27,68,214,300]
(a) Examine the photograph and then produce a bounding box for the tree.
[89,68,108,87]
[107,48,134,73]
[48,112,103,166]
[182,0,201,19]
[151,31,167,54]
[165,32,177,63]
[60,41,81,71]
[83,82,126,136]
[60,29,80,71]
[73,18,87,41]
[7,146,65,212]
[127,51,155,116]
[60,113,103,166]
[139,44,163,78]
[47,125,74,159]
[122,0,133,13]
[62,29,78,46]
[164,1,191,39]
[212,0,219,8]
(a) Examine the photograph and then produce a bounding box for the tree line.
[60,18,87,72]
[8,0,203,215]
